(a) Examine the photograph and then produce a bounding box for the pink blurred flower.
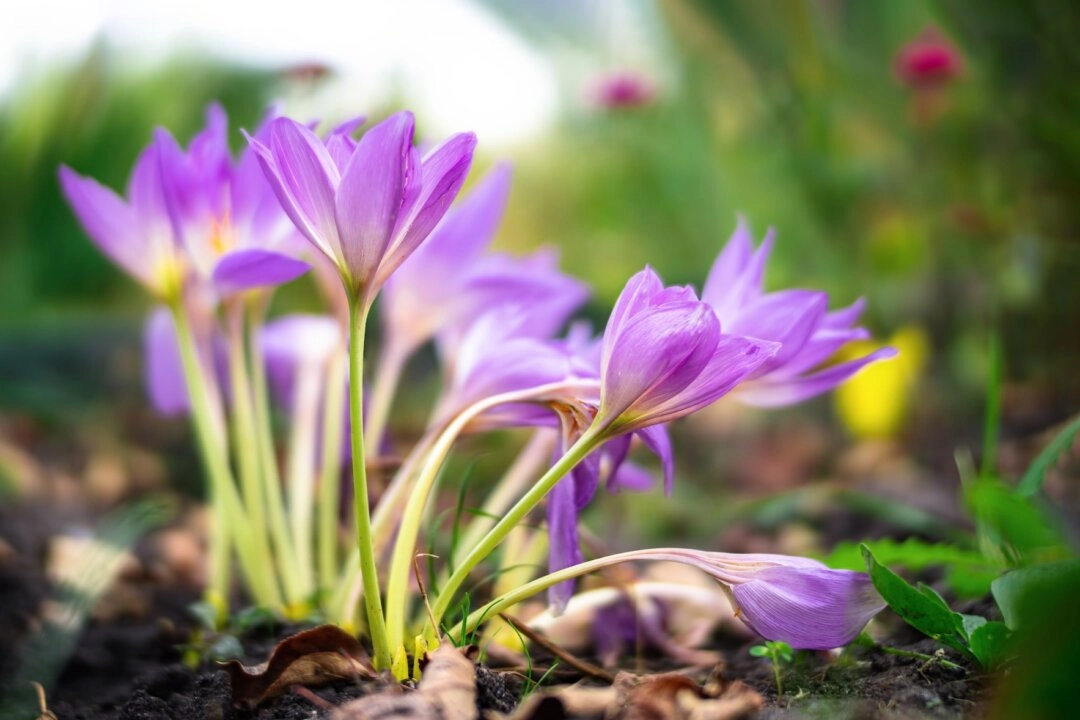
[586,70,658,110]
[894,27,964,88]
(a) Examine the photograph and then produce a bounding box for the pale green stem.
[172,303,280,612]
[318,350,347,598]
[458,547,721,638]
[386,383,599,661]
[426,421,603,640]
[364,336,410,454]
[225,303,267,579]
[247,313,304,606]
[286,361,322,595]
[329,426,438,628]
[348,297,391,670]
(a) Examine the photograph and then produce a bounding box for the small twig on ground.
[880,645,965,672]
[498,613,615,683]
[33,682,58,720]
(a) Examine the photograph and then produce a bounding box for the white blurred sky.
[0,0,563,146]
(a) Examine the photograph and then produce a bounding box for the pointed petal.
[263,118,342,261]
[212,248,310,297]
[728,289,829,373]
[702,216,755,309]
[376,131,477,288]
[606,460,656,493]
[737,346,898,407]
[334,111,413,287]
[601,267,665,365]
[547,474,584,614]
[635,335,780,427]
[58,166,150,286]
[144,307,190,415]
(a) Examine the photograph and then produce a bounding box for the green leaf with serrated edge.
[969,621,1011,670]
[992,560,1080,629]
[862,545,973,659]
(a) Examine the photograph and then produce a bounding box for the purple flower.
[585,70,658,110]
[631,549,886,649]
[59,135,184,300]
[143,304,229,418]
[595,267,779,434]
[155,105,312,300]
[247,112,476,303]
[701,219,897,407]
[382,163,589,360]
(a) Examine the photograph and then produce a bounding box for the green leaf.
[992,560,1080,629]
[1017,414,1080,497]
[969,621,1011,670]
[965,479,1064,563]
[749,645,769,657]
[233,606,276,633]
[823,538,988,573]
[862,545,972,658]
[960,613,987,639]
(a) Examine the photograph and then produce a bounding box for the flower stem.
[426,427,601,639]
[172,303,280,613]
[347,297,391,670]
[364,337,409,454]
[247,309,304,607]
[318,350,347,597]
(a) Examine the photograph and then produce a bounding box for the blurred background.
[1,0,1078,540]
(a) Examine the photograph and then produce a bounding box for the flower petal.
[730,566,885,649]
[335,111,414,288]
[58,166,149,286]
[737,346,898,407]
[212,248,310,297]
[144,307,189,416]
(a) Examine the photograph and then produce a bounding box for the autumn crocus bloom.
[638,549,885,649]
[594,267,779,434]
[586,70,657,109]
[156,105,311,299]
[702,219,897,407]
[248,112,476,303]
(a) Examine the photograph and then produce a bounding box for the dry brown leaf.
[333,642,477,720]
[222,624,375,708]
[608,672,762,720]
[503,685,616,719]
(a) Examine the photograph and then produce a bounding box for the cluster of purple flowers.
[60,105,893,663]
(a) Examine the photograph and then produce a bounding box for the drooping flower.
[59,134,185,301]
[618,549,885,649]
[247,112,476,303]
[701,219,897,407]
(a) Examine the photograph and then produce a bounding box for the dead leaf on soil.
[222,624,375,708]
[502,671,762,720]
[333,642,477,720]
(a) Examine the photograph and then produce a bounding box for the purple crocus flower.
[247,112,477,303]
[59,134,185,301]
[594,267,779,434]
[615,549,885,649]
[701,219,897,407]
[155,104,311,299]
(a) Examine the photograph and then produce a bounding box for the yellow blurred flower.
[835,326,929,439]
